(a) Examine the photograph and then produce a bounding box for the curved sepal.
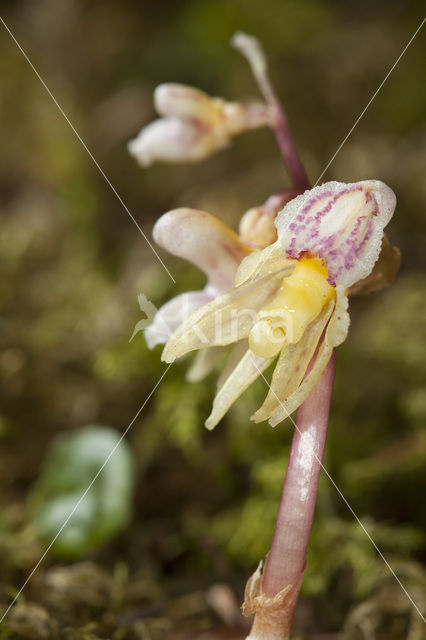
[153,208,251,293]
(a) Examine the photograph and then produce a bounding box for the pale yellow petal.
[185,346,225,383]
[268,337,333,427]
[326,286,350,347]
[267,295,347,427]
[144,290,214,349]
[205,350,273,430]
[235,242,295,287]
[252,298,335,423]
[162,268,288,363]
[216,340,248,390]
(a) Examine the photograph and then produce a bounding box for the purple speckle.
[282,184,376,284]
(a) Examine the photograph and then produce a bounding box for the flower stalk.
[245,354,336,639]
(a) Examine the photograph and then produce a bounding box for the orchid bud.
[239,191,299,249]
[239,206,278,249]
[128,82,273,167]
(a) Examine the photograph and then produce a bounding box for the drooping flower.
[159,180,397,428]
[128,83,274,167]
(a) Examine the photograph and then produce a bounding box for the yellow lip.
[249,257,335,358]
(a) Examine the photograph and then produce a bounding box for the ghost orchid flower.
[128,83,273,167]
[161,179,397,429]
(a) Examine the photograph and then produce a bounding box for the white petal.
[144,290,214,349]
[153,208,250,292]
[128,117,226,166]
[205,349,272,430]
[275,180,396,288]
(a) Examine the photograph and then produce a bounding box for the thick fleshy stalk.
[246,353,336,639]
[232,32,309,191]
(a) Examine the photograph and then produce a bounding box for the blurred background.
[0,1,425,638]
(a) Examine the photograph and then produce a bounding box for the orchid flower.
[159,179,397,429]
[128,83,274,167]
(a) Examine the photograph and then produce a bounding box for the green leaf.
[30,425,134,558]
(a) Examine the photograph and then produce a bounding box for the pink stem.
[263,353,336,597]
[232,32,309,192]
[254,73,309,192]
[271,100,310,193]
[248,353,336,639]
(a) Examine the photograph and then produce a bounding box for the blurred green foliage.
[30,426,134,558]
[0,0,425,637]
